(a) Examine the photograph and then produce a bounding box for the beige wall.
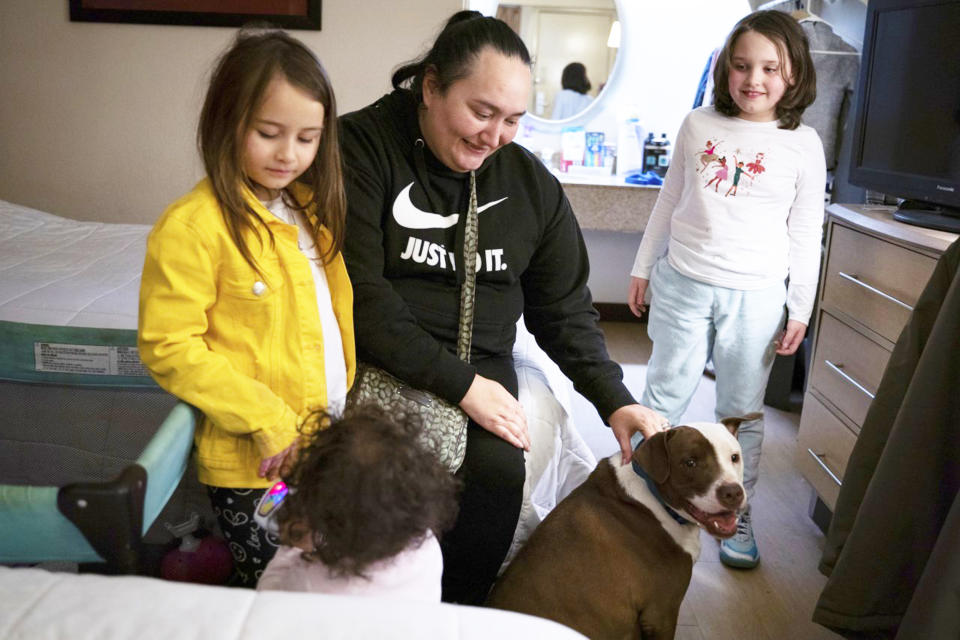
[0,0,460,224]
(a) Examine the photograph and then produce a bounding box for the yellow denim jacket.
[138,179,355,488]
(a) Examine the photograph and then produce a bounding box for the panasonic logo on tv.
[936,185,955,192]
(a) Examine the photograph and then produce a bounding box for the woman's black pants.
[440,358,526,605]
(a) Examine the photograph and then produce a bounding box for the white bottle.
[617,118,645,176]
[560,126,586,169]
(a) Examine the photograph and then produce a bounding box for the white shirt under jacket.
[631,106,826,325]
[266,196,348,412]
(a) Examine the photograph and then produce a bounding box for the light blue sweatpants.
[641,259,786,502]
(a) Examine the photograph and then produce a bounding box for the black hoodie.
[340,89,634,420]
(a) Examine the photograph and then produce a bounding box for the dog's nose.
[716,483,744,509]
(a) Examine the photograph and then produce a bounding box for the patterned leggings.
[206,486,280,588]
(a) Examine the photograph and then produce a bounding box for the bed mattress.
[0,199,154,387]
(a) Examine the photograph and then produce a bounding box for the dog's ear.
[719,412,763,436]
[634,430,675,483]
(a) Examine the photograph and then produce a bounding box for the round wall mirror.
[492,0,621,128]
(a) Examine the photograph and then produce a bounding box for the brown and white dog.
[486,414,758,640]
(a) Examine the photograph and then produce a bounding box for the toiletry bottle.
[617,118,644,176]
[560,126,586,170]
[642,133,658,174]
[585,131,605,167]
[656,133,672,177]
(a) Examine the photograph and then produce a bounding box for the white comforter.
[508,324,597,569]
[0,200,147,328]
[0,566,587,639]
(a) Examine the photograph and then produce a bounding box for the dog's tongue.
[706,512,739,537]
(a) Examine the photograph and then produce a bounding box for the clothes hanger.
[790,8,819,22]
[790,0,825,24]
[795,12,860,55]
[757,0,857,55]
[759,0,828,27]
[757,0,797,11]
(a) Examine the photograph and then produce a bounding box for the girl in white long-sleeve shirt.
[627,10,825,570]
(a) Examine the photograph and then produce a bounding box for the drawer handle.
[807,448,843,487]
[837,271,914,311]
[824,360,876,400]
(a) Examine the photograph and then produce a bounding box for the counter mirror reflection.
[495,0,618,122]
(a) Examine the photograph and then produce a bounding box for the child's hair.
[198,27,346,272]
[713,10,816,130]
[391,10,531,101]
[277,405,460,579]
[561,62,591,95]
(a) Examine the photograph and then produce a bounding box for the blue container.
[585,131,605,167]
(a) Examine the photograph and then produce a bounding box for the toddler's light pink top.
[257,532,442,602]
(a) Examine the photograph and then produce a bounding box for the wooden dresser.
[796,204,958,517]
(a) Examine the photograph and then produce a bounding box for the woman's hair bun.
[443,9,484,30]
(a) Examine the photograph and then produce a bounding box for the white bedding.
[0,566,588,639]
[0,200,147,329]
[0,200,153,385]
[508,324,596,569]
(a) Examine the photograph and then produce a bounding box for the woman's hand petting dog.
[460,374,530,451]
[609,404,670,465]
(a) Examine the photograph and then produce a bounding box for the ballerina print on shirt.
[746,152,766,176]
[697,139,724,174]
[703,156,729,192]
[698,140,767,197]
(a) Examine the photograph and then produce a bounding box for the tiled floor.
[567,321,840,640]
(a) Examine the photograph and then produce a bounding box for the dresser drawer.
[808,311,890,431]
[822,224,937,343]
[796,392,858,511]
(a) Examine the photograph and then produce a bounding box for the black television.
[848,0,960,233]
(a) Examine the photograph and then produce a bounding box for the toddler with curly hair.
[256,406,460,601]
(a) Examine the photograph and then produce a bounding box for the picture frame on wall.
[68,1,322,30]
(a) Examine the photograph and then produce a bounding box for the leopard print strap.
[456,170,478,363]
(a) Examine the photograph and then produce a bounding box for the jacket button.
[252,281,267,296]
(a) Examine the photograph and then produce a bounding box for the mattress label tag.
[34,342,151,377]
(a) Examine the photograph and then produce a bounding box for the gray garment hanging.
[800,20,859,171]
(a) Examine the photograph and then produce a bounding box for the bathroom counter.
[558,178,660,233]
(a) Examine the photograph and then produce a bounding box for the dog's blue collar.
[631,460,692,526]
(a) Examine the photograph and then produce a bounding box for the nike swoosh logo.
[391,182,508,229]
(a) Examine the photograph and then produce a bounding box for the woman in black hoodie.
[340,10,667,605]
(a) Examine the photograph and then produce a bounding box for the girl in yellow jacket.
[138,29,354,587]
